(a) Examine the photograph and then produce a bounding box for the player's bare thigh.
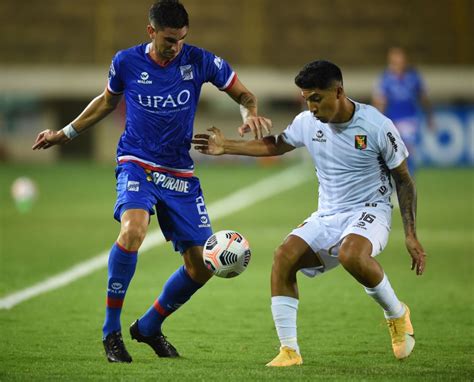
[277,235,323,272]
[339,233,384,287]
[117,209,150,251]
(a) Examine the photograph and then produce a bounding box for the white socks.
[271,296,300,354]
[364,273,405,319]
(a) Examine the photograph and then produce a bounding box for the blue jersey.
[108,43,236,177]
[375,68,425,122]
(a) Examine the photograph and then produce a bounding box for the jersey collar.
[145,43,183,68]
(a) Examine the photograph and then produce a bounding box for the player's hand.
[192,126,225,155]
[32,129,70,150]
[405,235,427,275]
[238,116,272,140]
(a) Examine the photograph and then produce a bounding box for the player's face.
[148,25,188,61]
[301,87,342,123]
[388,48,407,75]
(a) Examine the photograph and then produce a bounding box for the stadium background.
[0,1,473,380]
[1,0,473,165]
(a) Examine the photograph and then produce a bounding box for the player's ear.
[146,24,155,39]
[335,86,344,99]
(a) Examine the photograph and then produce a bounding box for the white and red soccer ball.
[203,230,251,278]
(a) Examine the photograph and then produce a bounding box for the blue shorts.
[113,162,212,253]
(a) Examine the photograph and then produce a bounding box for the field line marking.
[0,164,309,310]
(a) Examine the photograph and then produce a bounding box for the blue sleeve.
[201,49,236,91]
[107,52,125,94]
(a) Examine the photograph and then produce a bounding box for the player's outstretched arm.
[391,160,427,275]
[192,127,294,157]
[32,89,122,150]
[224,78,272,140]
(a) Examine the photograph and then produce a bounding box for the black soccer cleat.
[130,319,180,358]
[103,331,133,363]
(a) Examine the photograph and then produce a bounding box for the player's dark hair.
[295,60,343,89]
[149,0,189,30]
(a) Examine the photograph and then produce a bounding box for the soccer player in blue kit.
[372,47,434,176]
[32,0,271,363]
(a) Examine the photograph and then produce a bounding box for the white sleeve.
[281,114,306,148]
[378,119,409,169]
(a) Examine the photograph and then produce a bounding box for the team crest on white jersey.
[180,65,194,80]
[138,72,153,84]
[355,135,367,150]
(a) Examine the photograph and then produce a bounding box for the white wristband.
[62,123,80,139]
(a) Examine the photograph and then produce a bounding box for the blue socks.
[138,265,203,336]
[102,243,138,337]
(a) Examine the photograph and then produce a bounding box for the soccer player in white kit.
[193,60,427,366]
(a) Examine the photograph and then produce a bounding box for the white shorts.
[289,205,392,278]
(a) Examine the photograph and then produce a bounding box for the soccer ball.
[203,230,251,278]
[11,177,38,213]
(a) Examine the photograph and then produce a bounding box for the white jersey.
[282,101,408,216]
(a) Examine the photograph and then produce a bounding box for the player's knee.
[118,222,147,250]
[273,244,298,270]
[338,237,371,268]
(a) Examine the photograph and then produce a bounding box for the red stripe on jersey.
[153,300,171,316]
[118,159,194,178]
[107,297,124,308]
[223,73,238,91]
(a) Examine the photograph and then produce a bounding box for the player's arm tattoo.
[238,92,258,120]
[238,92,257,110]
[392,162,417,237]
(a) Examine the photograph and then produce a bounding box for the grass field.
[0,161,473,381]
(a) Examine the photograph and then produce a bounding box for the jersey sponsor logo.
[138,90,191,109]
[108,281,125,295]
[213,56,223,69]
[312,130,327,142]
[386,132,398,152]
[355,135,367,150]
[138,71,153,84]
[152,172,190,193]
[377,155,391,184]
[180,65,194,80]
[127,180,140,192]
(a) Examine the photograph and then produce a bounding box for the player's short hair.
[295,60,343,89]
[149,0,189,30]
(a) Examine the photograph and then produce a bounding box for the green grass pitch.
[0,161,473,381]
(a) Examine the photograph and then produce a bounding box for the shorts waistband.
[118,156,194,178]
